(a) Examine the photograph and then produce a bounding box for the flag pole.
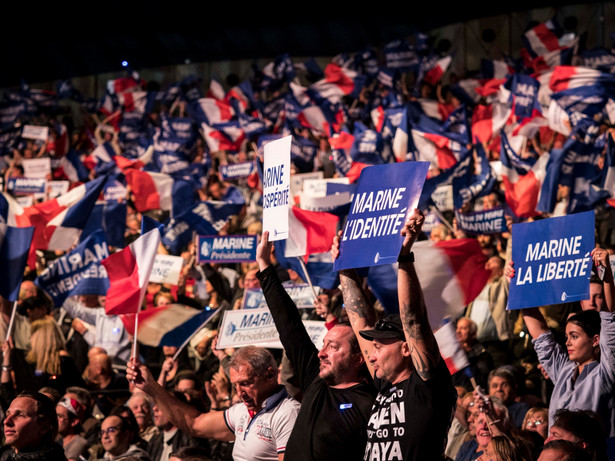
[296,256,319,302]
[132,312,139,360]
[5,301,18,342]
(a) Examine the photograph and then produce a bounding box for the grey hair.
[229,346,278,378]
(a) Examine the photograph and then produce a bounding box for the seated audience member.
[454,317,494,390]
[147,394,210,461]
[96,414,151,461]
[127,392,159,442]
[487,366,530,429]
[56,395,90,461]
[84,349,130,417]
[522,406,549,440]
[64,385,100,445]
[538,439,593,461]
[544,409,608,461]
[1,391,67,460]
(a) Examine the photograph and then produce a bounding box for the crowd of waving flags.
[1,16,615,357]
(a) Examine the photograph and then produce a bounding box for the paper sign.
[22,125,49,141]
[197,235,257,263]
[242,283,318,310]
[508,210,594,310]
[333,161,430,270]
[48,180,70,198]
[216,307,327,349]
[6,177,47,195]
[455,207,507,235]
[262,135,291,241]
[149,254,184,285]
[22,158,51,179]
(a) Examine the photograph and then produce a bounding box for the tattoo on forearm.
[401,302,439,380]
[340,275,375,322]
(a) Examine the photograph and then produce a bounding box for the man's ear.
[401,341,411,358]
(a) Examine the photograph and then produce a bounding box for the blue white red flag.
[121,304,219,348]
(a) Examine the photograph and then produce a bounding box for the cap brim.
[359,329,405,341]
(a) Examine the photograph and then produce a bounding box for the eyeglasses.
[526,419,545,429]
[99,426,121,437]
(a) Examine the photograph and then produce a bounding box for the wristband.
[2,366,11,372]
[397,252,414,263]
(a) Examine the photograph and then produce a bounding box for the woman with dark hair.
[506,248,615,457]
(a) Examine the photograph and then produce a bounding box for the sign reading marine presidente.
[197,235,257,263]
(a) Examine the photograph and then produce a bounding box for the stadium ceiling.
[0,0,603,89]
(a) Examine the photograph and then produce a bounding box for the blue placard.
[333,161,429,270]
[6,177,47,195]
[197,235,257,263]
[455,207,507,235]
[508,210,595,310]
[219,161,255,181]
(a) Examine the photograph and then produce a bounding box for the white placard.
[22,157,51,179]
[149,254,184,285]
[22,125,49,141]
[48,180,70,198]
[216,308,327,350]
[290,171,323,198]
[299,191,353,212]
[302,177,350,198]
[262,135,291,241]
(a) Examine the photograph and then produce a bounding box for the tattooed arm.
[331,231,377,378]
[397,209,441,381]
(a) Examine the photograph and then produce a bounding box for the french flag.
[413,238,491,329]
[411,129,461,170]
[309,63,358,103]
[481,59,515,79]
[471,102,511,144]
[548,65,612,92]
[423,54,453,86]
[190,97,235,124]
[19,175,107,251]
[500,134,551,218]
[124,170,174,213]
[522,17,565,59]
[121,304,219,348]
[200,122,245,153]
[101,226,161,315]
[434,318,470,376]
[284,206,340,263]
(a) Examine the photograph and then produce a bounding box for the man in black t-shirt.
[255,232,376,461]
[332,208,457,461]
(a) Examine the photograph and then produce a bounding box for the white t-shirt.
[224,387,300,461]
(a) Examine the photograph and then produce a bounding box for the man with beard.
[254,231,376,461]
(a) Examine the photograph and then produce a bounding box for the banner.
[219,161,255,181]
[6,177,47,195]
[242,283,318,310]
[262,135,291,241]
[454,207,507,235]
[508,210,594,310]
[21,125,49,141]
[197,235,257,263]
[333,161,429,270]
[34,230,110,305]
[216,307,327,349]
[149,254,184,285]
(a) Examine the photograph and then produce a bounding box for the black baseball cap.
[359,314,405,341]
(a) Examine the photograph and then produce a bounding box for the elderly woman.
[521,407,549,440]
[506,248,615,457]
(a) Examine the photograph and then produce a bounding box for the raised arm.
[126,358,234,442]
[331,230,377,378]
[503,261,549,338]
[397,209,440,381]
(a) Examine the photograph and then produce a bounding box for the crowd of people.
[1,12,615,461]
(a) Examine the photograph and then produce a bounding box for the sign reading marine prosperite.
[333,161,430,270]
[508,210,595,310]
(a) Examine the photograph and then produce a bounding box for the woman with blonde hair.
[3,316,85,397]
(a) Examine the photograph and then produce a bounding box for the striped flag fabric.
[101,226,161,315]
